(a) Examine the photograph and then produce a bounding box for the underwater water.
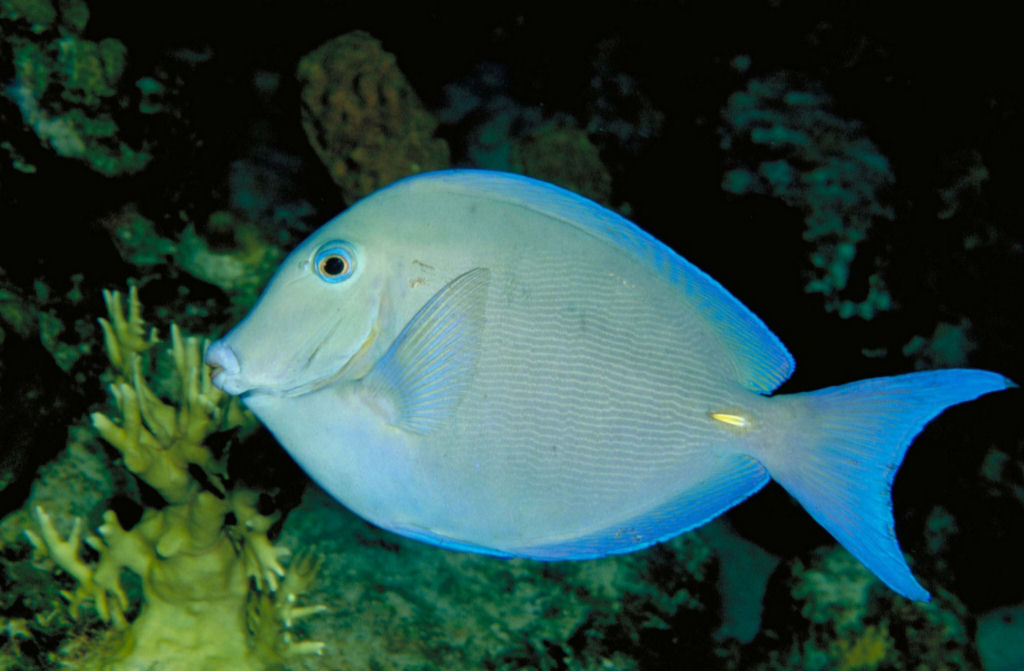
[1,2,1021,670]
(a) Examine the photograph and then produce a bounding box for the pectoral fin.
[361,268,490,434]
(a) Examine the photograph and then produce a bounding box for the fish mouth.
[206,341,248,396]
[205,308,382,400]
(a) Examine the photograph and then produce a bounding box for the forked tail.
[765,369,1014,601]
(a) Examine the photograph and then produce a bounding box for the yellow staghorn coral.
[24,287,324,671]
[92,287,236,500]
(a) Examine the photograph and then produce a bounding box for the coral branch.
[24,506,130,628]
[24,287,324,670]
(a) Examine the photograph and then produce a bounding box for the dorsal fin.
[392,170,795,393]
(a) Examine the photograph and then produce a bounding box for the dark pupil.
[322,255,347,276]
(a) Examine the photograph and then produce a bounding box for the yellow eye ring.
[314,243,355,282]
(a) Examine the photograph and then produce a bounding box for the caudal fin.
[767,369,1014,601]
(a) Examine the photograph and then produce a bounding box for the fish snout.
[205,340,248,395]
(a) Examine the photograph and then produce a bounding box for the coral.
[720,72,894,319]
[740,545,980,671]
[585,37,665,156]
[438,40,661,184]
[296,30,450,204]
[98,206,178,269]
[1,0,53,27]
[176,211,284,306]
[21,287,324,671]
[0,277,35,368]
[436,64,616,204]
[902,319,977,369]
[1,0,154,175]
[1,255,96,377]
[279,486,722,670]
[511,126,613,206]
[790,545,877,636]
[99,205,284,320]
[438,62,575,174]
[831,623,892,670]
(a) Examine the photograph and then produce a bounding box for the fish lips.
[206,340,249,395]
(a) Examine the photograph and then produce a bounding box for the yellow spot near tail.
[709,412,750,428]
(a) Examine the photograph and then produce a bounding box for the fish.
[206,169,1015,602]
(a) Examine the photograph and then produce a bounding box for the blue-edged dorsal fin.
[392,170,794,394]
[362,267,490,434]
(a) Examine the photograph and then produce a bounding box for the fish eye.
[313,243,355,283]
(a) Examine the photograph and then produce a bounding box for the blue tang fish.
[207,169,1014,601]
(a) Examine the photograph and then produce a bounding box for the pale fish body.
[207,170,1014,602]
